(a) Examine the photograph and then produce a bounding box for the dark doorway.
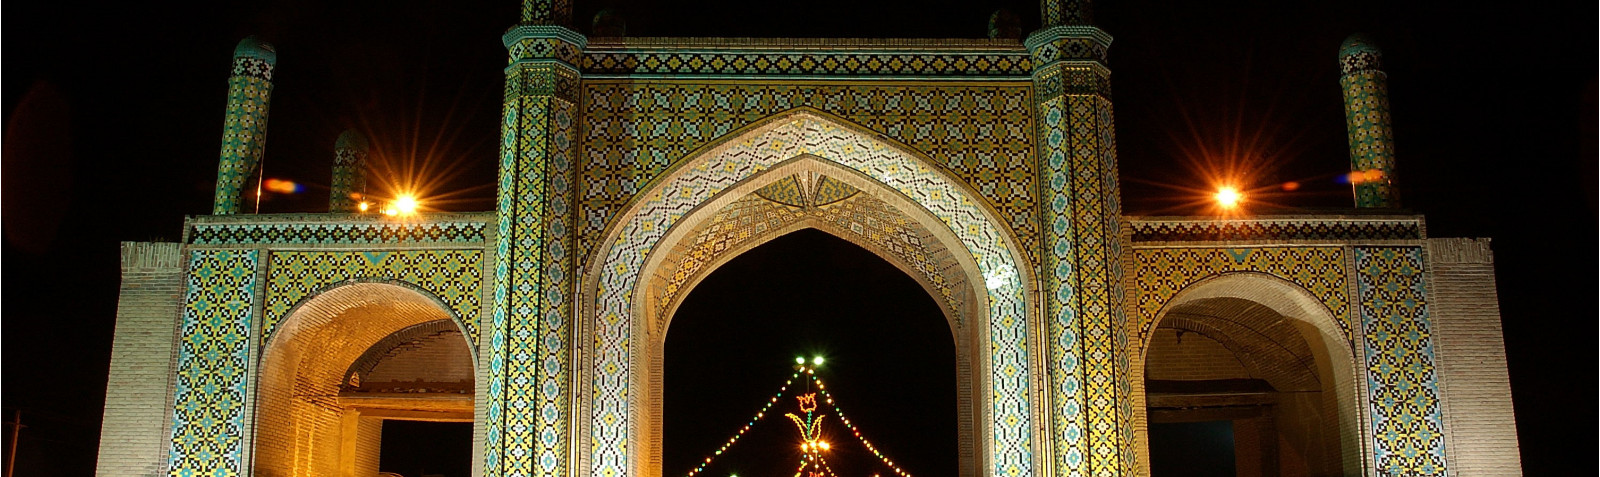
[1149,421,1236,477]
[664,228,957,477]
[378,420,472,477]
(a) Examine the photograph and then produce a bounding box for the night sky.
[3,1,1593,476]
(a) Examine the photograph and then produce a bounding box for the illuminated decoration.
[786,393,827,458]
[684,373,800,477]
[684,363,914,477]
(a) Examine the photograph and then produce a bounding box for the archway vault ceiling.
[648,172,972,336]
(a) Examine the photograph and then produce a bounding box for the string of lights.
[802,367,914,477]
[684,373,801,477]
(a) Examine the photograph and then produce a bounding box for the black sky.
[3,0,1594,475]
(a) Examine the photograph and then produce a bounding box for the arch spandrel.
[1131,247,1353,348]
[583,110,1040,477]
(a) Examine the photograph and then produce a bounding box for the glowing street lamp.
[1214,186,1243,209]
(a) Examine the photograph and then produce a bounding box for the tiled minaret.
[212,37,276,215]
[490,0,584,476]
[329,129,369,212]
[1339,34,1400,208]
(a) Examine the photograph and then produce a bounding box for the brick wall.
[1143,328,1251,381]
[95,242,184,477]
[1428,238,1523,475]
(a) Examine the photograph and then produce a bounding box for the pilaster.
[489,22,585,477]
[1028,23,1132,477]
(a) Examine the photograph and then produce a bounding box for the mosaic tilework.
[579,82,1039,267]
[1339,35,1398,208]
[1129,218,1422,242]
[1131,247,1351,343]
[262,250,485,344]
[651,188,966,332]
[187,221,489,245]
[1065,93,1123,476]
[506,25,585,67]
[490,55,579,477]
[168,249,258,477]
[1034,93,1087,477]
[520,0,572,26]
[589,114,1033,477]
[1354,247,1447,476]
[582,50,1032,78]
[752,173,861,208]
[1042,0,1094,27]
[330,130,369,212]
[1032,25,1125,471]
[1026,27,1112,66]
[213,39,275,215]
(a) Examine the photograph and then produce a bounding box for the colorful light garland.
[687,362,916,477]
[805,370,914,477]
[685,373,799,477]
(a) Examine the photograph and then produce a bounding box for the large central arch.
[581,109,1042,477]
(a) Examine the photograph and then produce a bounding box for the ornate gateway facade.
[96,1,1523,476]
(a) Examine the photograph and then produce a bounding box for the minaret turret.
[1339,33,1400,208]
[211,36,276,215]
[329,130,369,212]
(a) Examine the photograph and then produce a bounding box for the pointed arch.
[1139,271,1367,476]
[580,109,1041,477]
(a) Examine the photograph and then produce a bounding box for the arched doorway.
[581,110,1040,477]
[252,282,478,477]
[1139,273,1362,476]
[663,229,958,477]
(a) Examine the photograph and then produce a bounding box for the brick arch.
[581,109,1040,477]
[264,277,479,362]
[251,282,480,477]
[1138,271,1366,476]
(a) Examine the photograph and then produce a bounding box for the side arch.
[1136,271,1367,476]
[250,281,482,477]
[581,109,1041,477]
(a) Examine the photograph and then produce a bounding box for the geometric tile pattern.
[329,130,368,212]
[579,82,1039,268]
[1131,247,1351,345]
[1064,90,1126,477]
[1034,91,1087,477]
[1354,247,1447,476]
[187,221,489,245]
[168,249,258,477]
[1129,218,1423,243]
[212,42,274,215]
[582,49,1032,78]
[752,173,861,208]
[1339,35,1398,208]
[261,250,485,345]
[1032,23,1124,474]
[519,0,572,26]
[492,46,580,477]
[588,113,1033,477]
